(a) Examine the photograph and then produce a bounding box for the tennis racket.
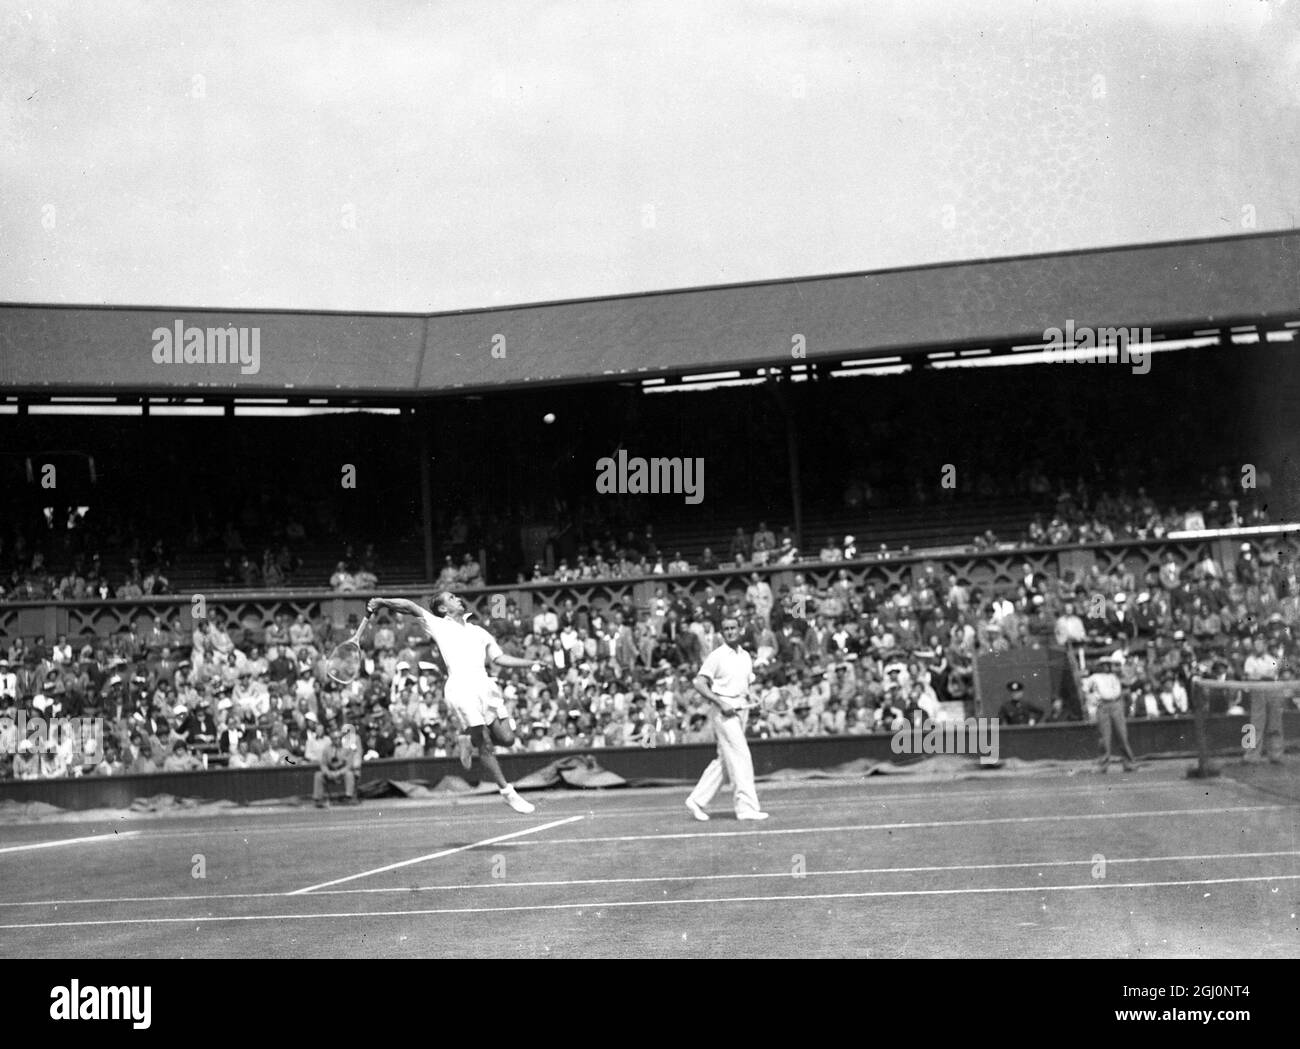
[724,693,777,716]
[326,615,370,684]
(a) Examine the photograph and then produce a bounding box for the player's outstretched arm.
[367,597,425,619]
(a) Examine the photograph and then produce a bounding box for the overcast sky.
[2,0,1297,312]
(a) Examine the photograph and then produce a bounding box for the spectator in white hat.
[14,739,39,780]
[1083,654,1138,772]
[38,739,68,779]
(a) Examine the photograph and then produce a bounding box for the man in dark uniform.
[998,681,1044,725]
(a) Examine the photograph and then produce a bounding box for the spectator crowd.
[0,469,1271,602]
[2,522,1298,780]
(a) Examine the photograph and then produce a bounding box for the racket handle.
[351,613,371,643]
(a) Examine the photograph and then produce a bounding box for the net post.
[1186,676,1221,779]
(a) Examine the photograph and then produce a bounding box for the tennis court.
[1,762,1296,958]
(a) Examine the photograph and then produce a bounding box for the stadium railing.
[2,526,1296,644]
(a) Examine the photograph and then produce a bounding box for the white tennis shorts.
[445,675,508,730]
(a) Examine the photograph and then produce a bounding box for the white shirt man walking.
[685,617,769,821]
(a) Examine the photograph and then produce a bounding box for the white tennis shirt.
[420,612,501,682]
[698,642,754,699]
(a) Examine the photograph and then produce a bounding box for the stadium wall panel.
[2,715,1292,812]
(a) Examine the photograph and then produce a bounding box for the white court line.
[508,804,1290,846]
[0,831,139,855]
[2,850,1296,909]
[288,814,585,895]
[2,873,1297,930]
[95,779,1224,842]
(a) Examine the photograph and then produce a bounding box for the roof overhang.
[2,230,1297,399]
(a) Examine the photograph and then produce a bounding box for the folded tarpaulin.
[357,778,497,799]
[129,793,208,812]
[357,779,435,799]
[513,756,628,791]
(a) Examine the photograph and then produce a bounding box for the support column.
[418,406,435,584]
[786,408,803,551]
[769,378,804,550]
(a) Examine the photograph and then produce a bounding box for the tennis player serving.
[367,592,542,814]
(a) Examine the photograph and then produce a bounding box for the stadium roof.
[2,230,1298,400]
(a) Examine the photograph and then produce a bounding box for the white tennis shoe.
[736,810,770,821]
[685,798,710,822]
[501,786,535,814]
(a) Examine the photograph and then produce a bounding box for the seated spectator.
[13,739,39,779]
[289,614,316,649]
[163,739,203,772]
[434,553,460,587]
[237,555,261,588]
[330,562,358,591]
[227,738,257,769]
[678,711,709,744]
[38,740,68,779]
[527,722,554,752]
[393,726,424,759]
[458,552,482,586]
[128,737,162,775]
[261,549,284,588]
[92,739,126,776]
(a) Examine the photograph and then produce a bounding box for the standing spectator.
[727,527,750,564]
[746,573,774,628]
[1242,636,1285,764]
[1083,655,1138,772]
[751,522,776,566]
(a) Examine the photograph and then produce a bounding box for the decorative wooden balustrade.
[1,528,1296,643]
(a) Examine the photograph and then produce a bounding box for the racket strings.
[327,641,363,683]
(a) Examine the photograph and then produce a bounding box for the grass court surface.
[1,761,1296,958]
